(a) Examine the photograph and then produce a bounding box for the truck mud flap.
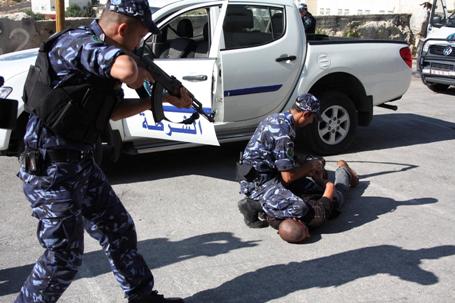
[0,98,18,130]
[357,95,373,126]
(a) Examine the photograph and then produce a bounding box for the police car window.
[222,5,284,50]
[156,8,210,59]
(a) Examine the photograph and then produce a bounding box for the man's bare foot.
[336,160,359,187]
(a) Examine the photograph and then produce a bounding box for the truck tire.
[427,83,450,93]
[300,91,357,155]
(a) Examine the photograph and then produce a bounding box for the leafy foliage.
[65,4,95,17]
[24,9,45,20]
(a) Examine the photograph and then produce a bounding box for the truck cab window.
[223,5,284,50]
[154,8,210,59]
[430,0,447,27]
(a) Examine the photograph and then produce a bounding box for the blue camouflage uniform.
[240,111,314,220]
[15,19,154,303]
[300,4,316,34]
[239,93,321,221]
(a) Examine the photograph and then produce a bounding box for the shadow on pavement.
[0,232,258,297]
[351,113,455,153]
[107,141,247,185]
[186,244,455,303]
[431,86,455,96]
[108,113,455,185]
[306,181,438,243]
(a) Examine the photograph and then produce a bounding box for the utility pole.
[55,0,65,32]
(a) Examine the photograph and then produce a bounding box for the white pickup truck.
[0,0,412,162]
[418,0,455,92]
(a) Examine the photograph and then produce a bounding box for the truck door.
[221,3,304,122]
[122,3,227,146]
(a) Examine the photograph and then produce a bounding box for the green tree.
[65,4,95,17]
[24,9,45,21]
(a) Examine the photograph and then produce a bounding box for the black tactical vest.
[22,29,120,144]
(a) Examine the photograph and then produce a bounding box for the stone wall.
[315,14,414,45]
[0,13,415,55]
[0,13,91,54]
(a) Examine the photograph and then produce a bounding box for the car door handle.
[275,55,297,62]
[182,75,208,81]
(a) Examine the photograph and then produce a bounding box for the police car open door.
[123,2,228,146]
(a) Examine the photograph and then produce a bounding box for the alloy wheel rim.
[317,105,350,145]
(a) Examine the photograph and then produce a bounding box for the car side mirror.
[431,15,444,27]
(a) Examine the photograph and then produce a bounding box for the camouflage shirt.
[240,111,298,197]
[243,111,297,172]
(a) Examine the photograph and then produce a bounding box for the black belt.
[46,149,93,163]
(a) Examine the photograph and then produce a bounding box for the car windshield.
[447,12,455,27]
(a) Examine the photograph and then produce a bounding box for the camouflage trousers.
[15,157,153,303]
[260,177,321,219]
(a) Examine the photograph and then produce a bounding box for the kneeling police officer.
[237,94,324,231]
[16,0,191,302]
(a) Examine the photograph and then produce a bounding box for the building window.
[357,9,363,15]
[320,8,325,15]
[344,9,349,15]
[338,9,342,15]
[325,8,330,15]
[379,10,385,14]
[365,10,370,14]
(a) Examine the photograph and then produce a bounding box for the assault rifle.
[132,44,215,124]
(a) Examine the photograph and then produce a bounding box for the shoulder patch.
[92,35,102,43]
[286,141,294,159]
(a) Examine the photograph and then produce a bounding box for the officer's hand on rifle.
[163,86,192,108]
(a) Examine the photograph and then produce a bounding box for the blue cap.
[107,0,159,34]
[295,93,320,117]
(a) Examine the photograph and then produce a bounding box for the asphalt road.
[1,76,455,303]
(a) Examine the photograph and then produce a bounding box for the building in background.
[31,0,91,15]
[313,0,454,16]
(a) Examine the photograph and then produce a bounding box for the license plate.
[429,69,455,76]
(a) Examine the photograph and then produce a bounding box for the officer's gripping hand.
[164,87,192,108]
[303,159,324,179]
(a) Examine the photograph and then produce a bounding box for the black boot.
[128,290,184,303]
[238,198,269,228]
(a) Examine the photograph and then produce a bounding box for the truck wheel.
[427,83,450,93]
[301,91,357,155]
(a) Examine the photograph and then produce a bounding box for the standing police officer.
[16,0,191,302]
[299,3,316,34]
[238,94,324,232]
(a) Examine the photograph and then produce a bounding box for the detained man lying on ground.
[239,160,359,244]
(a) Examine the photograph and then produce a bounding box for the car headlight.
[0,86,13,99]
